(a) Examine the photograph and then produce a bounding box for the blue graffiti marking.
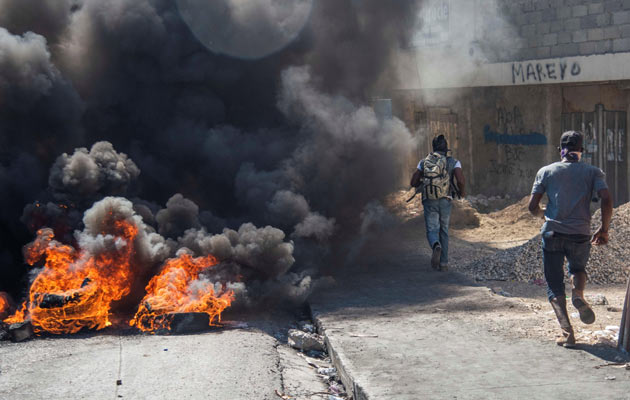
[484,125,547,145]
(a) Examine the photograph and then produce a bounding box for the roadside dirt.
[383,190,628,348]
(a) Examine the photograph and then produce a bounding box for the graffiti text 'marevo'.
[512,60,581,84]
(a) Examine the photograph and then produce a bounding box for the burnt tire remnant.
[9,321,34,342]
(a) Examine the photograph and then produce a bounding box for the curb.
[310,307,370,400]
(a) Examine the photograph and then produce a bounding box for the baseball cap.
[560,131,583,151]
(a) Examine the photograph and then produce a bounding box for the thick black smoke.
[0,0,419,303]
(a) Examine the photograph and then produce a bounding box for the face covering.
[561,148,582,162]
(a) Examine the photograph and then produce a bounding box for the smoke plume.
[0,0,421,308]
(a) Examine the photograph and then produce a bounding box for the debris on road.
[328,381,346,396]
[317,367,337,379]
[594,362,630,369]
[586,294,608,305]
[223,321,249,329]
[298,321,315,333]
[274,389,292,399]
[459,203,630,284]
[288,329,325,352]
[166,312,210,334]
[0,322,9,341]
[348,333,378,338]
[490,287,511,297]
[9,321,34,342]
[577,327,619,346]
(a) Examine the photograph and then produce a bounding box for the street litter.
[605,326,619,332]
[317,367,337,377]
[329,382,345,395]
[585,294,608,305]
[348,333,378,338]
[594,362,630,369]
[298,352,326,369]
[298,321,315,333]
[274,389,292,399]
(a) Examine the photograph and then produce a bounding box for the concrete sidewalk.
[310,256,630,400]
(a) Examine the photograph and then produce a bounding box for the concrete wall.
[394,82,630,199]
[502,0,630,62]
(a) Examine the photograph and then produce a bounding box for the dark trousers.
[542,234,591,300]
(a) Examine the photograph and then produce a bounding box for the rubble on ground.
[467,194,514,213]
[586,294,608,305]
[9,321,34,342]
[288,329,325,352]
[458,202,630,284]
[577,325,620,346]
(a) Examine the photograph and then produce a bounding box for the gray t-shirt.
[532,161,608,235]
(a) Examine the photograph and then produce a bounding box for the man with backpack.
[528,130,612,348]
[410,134,465,271]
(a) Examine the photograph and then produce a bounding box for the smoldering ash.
[0,0,419,334]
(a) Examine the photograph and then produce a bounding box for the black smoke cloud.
[0,0,419,303]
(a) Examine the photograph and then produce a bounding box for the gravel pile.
[458,202,630,284]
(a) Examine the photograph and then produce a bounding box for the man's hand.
[592,227,609,245]
[528,193,545,219]
[592,188,612,245]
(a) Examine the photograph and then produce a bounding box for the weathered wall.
[394,83,630,198]
[468,85,561,195]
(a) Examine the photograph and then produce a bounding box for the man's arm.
[453,167,466,197]
[592,188,612,245]
[528,193,545,219]
[410,169,422,187]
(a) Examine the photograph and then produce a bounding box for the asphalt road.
[0,313,329,400]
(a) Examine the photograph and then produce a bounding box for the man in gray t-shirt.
[528,131,612,348]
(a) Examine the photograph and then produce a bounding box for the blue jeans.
[542,234,591,300]
[423,198,452,265]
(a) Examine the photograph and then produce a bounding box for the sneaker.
[439,263,448,272]
[431,243,441,270]
[572,295,595,324]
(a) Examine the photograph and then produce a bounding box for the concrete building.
[394,0,630,205]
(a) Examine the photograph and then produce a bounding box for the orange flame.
[130,254,233,332]
[3,216,140,334]
[0,292,11,320]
